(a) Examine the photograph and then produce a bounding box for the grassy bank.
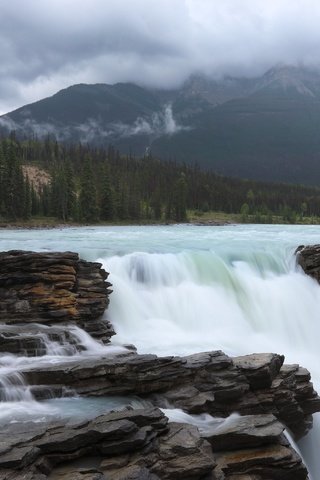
[2,211,320,229]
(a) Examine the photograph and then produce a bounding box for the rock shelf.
[0,250,114,343]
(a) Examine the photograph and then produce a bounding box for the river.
[1,223,320,477]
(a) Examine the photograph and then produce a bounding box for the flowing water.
[1,224,320,477]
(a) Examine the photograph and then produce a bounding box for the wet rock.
[0,251,114,343]
[149,422,215,480]
[296,244,320,283]
[107,466,159,480]
[49,469,106,480]
[0,407,309,480]
[20,350,320,439]
[203,414,284,451]
[213,441,307,480]
[233,353,284,389]
[0,324,82,356]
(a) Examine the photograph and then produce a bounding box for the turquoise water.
[1,224,320,477]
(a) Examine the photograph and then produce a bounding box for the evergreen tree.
[240,203,250,223]
[50,168,68,220]
[0,143,6,217]
[173,173,188,222]
[100,162,116,220]
[65,160,76,219]
[31,185,40,216]
[150,186,162,219]
[117,183,130,220]
[79,157,99,222]
[5,140,25,219]
[23,177,32,219]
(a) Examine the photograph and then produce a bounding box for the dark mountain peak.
[181,72,255,106]
[254,64,320,97]
[3,65,320,185]
[3,80,161,129]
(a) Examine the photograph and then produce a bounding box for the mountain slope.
[2,65,320,184]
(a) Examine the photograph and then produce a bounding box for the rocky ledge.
[1,352,318,479]
[296,244,320,283]
[0,407,309,480]
[0,250,114,343]
[22,350,320,439]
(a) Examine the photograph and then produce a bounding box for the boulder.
[296,244,320,283]
[0,250,114,343]
[203,414,284,451]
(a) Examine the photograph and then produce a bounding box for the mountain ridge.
[2,64,320,185]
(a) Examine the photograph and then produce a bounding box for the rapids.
[1,223,320,477]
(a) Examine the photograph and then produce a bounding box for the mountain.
[2,65,320,184]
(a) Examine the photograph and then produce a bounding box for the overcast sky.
[1,0,320,114]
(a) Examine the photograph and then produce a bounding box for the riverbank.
[1,210,320,229]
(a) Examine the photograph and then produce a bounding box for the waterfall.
[104,249,320,369]
[101,247,320,479]
[0,370,33,402]
[1,224,320,475]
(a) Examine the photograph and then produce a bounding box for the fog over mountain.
[3,64,320,184]
[2,0,320,114]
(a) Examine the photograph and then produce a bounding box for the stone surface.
[203,414,284,451]
[20,350,320,438]
[0,406,309,480]
[213,440,307,480]
[296,244,320,283]
[0,250,114,343]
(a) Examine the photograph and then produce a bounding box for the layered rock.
[0,250,114,343]
[21,350,320,440]
[0,407,308,480]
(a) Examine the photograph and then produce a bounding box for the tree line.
[1,134,320,223]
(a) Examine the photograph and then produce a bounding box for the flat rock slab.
[214,441,307,480]
[19,349,320,438]
[204,414,284,451]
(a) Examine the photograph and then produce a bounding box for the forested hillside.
[1,135,320,224]
[3,66,320,185]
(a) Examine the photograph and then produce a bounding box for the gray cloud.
[106,104,188,138]
[1,0,320,113]
[0,104,187,143]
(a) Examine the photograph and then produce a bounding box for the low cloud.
[106,104,188,138]
[0,104,188,143]
[0,115,63,139]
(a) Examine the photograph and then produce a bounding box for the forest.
[1,134,320,224]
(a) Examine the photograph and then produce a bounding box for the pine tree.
[100,162,116,221]
[5,140,25,219]
[65,160,76,219]
[50,168,68,220]
[173,173,188,222]
[117,183,129,220]
[23,177,32,219]
[150,186,162,220]
[0,143,6,217]
[31,185,40,216]
[79,157,99,222]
